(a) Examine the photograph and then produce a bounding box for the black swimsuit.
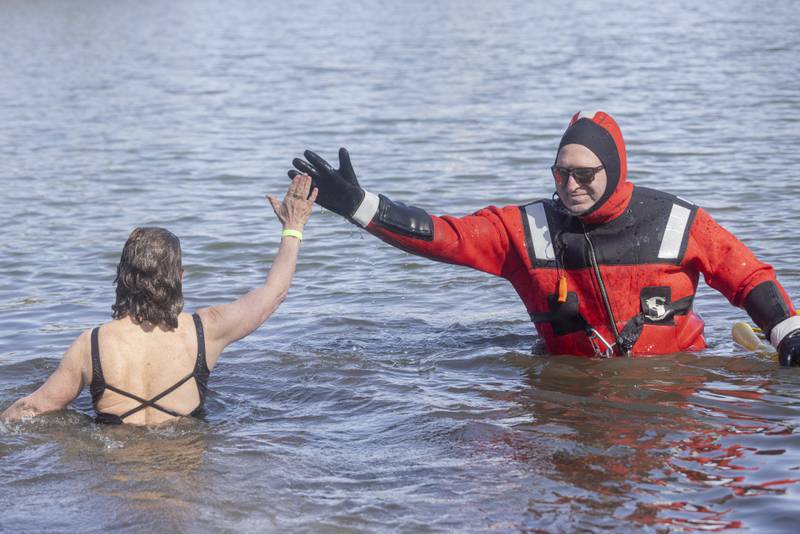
[89,313,210,425]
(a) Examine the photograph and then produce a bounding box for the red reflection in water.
[731,479,799,497]
[627,500,742,531]
[671,416,799,499]
[510,356,800,530]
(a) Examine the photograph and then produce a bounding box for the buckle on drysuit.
[586,327,615,358]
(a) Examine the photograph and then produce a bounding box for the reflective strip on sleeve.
[657,204,691,259]
[524,203,555,261]
[351,190,380,227]
[770,315,800,347]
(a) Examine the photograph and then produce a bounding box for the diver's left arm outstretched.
[289,148,522,278]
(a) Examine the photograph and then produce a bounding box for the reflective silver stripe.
[524,203,555,261]
[657,204,691,259]
[351,190,379,227]
[770,315,800,347]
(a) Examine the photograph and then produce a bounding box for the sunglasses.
[551,165,604,185]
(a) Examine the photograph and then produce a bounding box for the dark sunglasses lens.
[572,168,595,184]
[552,166,567,183]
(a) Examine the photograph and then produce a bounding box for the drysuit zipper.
[581,225,628,357]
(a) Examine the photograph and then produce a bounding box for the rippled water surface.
[2,0,800,532]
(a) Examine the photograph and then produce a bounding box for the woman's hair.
[112,227,183,328]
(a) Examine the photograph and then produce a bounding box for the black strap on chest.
[617,294,695,353]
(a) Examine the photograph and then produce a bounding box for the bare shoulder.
[195,304,235,339]
[71,328,93,363]
[74,327,93,347]
[54,327,95,386]
[194,307,223,336]
[193,307,227,369]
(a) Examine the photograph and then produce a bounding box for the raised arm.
[290,148,518,278]
[197,175,317,360]
[1,330,90,422]
[686,207,800,365]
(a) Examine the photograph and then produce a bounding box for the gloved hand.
[778,329,800,366]
[289,148,365,219]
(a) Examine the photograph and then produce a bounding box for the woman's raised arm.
[197,175,317,364]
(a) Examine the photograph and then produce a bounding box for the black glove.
[289,148,365,219]
[778,329,800,367]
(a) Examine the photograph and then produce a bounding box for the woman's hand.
[202,174,318,351]
[268,174,318,231]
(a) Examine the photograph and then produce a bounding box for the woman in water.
[1,175,317,425]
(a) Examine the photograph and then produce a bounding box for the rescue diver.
[289,111,800,364]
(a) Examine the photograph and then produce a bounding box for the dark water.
[2,0,800,531]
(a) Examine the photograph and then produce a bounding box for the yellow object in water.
[732,322,779,361]
[732,322,765,351]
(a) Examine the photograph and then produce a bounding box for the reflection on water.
[87,427,208,518]
[1,416,211,530]
[2,0,800,531]
[3,338,800,531]
[502,355,800,530]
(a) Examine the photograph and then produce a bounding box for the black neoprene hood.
[556,118,621,196]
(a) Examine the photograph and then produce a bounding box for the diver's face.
[554,144,607,214]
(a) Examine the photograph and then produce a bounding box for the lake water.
[2,0,800,532]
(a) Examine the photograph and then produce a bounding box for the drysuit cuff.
[351,190,380,227]
[770,315,800,348]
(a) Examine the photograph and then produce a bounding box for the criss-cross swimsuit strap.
[106,375,196,420]
[90,320,205,421]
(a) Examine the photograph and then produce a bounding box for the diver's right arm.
[290,149,515,277]
[198,175,317,361]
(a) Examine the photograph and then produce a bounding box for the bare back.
[91,313,214,425]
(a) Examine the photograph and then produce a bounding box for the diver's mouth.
[567,193,591,201]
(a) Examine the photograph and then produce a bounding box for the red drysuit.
[351,112,796,356]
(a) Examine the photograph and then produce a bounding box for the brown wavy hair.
[112,227,183,328]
